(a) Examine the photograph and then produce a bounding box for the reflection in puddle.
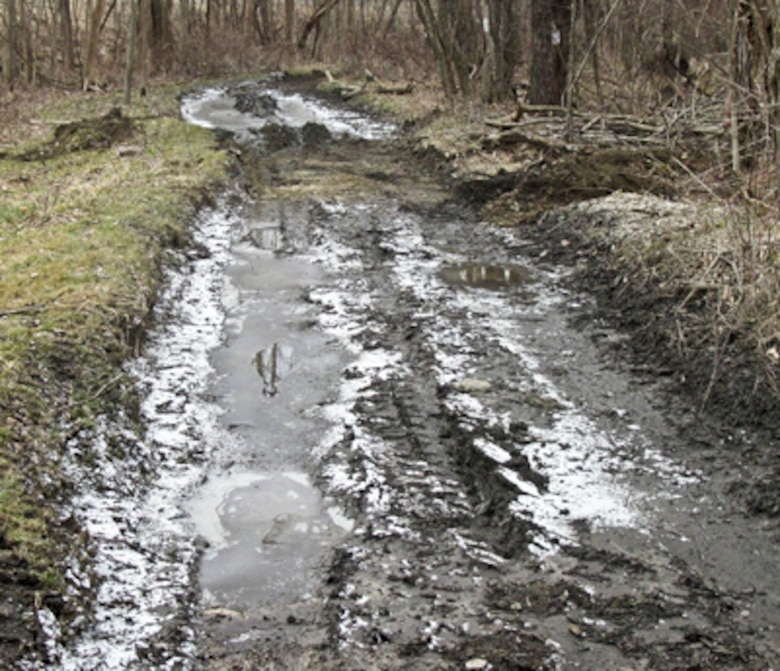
[253,342,294,397]
[439,263,536,290]
[187,470,352,607]
[248,225,282,251]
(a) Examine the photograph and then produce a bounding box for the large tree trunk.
[529,0,572,105]
[148,0,174,70]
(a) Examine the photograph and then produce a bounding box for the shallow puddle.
[185,207,353,609]
[187,470,351,606]
[439,262,536,291]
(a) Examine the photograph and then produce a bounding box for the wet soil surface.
[27,77,779,670]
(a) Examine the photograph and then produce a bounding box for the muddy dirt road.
[29,77,779,670]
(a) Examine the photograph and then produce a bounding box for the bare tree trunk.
[242,0,254,42]
[482,0,520,102]
[148,0,174,70]
[564,0,578,138]
[140,0,150,93]
[415,0,482,98]
[415,0,458,98]
[18,0,33,84]
[83,0,107,89]
[124,0,138,105]
[60,0,75,70]
[729,0,762,171]
[728,0,743,173]
[442,0,479,95]
[4,0,17,88]
[772,0,780,189]
[582,0,602,103]
[298,0,340,51]
[178,0,191,35]
[285,0,295,46]
[259,0,272,43]
[383,0,403,35]
[529,0,572,105]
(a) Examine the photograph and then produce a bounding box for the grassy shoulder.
[0,85,227,592]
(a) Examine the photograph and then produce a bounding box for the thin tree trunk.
[415,0,458,98]
[565,0,578,139]
[773,0,780,189]
[285,0,295,46]
[298,0,340,50]
[259,0,272,43]
[4,0,17,88]
[139,0,150,94]
[18,0,33,84]
[728,0,742,174]
[582,0,602,104]
[383,0,403,36]
[124,0,138,105]
[60,0,75,70]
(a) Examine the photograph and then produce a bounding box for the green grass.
[0,83,227,586]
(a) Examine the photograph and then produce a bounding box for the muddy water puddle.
[187,470,351,606]
[438,261,536,291]
[185,200,353,613]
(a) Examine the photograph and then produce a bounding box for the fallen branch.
[482,129,571,153]
[485,116,553,130]
[0,304,44,317]
[375,83,414,95]
[513,102,569,119]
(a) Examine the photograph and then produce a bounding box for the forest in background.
[1,0,780,199]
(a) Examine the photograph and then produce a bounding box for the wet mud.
[28,77,779,670]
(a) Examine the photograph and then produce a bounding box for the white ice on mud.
[181,85,395,141]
